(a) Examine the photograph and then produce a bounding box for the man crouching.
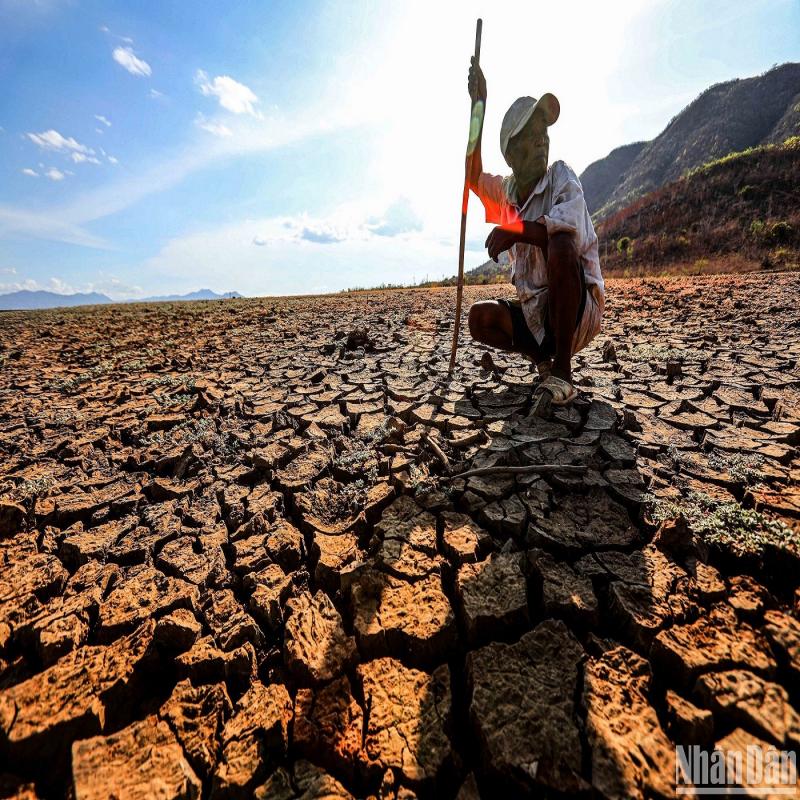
[466,56,605,406]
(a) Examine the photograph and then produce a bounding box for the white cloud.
[149,88,166,100]
[107,155,119,165]
[194,113,233,138]
[112,46,152,77]
[140,212,454,296]
[45,168,66,181]
[195,70,260,116]
[0,267,17,275]
[26,129,92,154]
[0,277,79,295]
[94,114,111,127]
[21,168,39,177]
[71,152,101,165]
[299,224,347,244]
[365,197,423,237]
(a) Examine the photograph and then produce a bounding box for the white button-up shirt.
[476,160,604,345]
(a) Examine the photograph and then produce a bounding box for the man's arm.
[486,220,549,262]
[466,56,486,191]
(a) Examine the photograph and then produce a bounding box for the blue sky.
[0,0,798,299]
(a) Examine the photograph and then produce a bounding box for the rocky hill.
[596,136,800,274]
[581,62,800,219]
[580,142,647,216]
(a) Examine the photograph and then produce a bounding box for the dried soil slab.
[529,491,639,555]
[52,481,135,525]
[372,496,439,580]
[357,657,453,787]
[18,589,100,665]
[254,760,355,800]
[527,548,598,625]
[583,645,675,800]
[284,591,357,685]
[154,608,202,652]
[211,681,292,798]
[665,689,713,746]
[694,670,800,747]
[350,570,456,664]
[59,515,138,567]
[71,715,201,800]
[160,679,232,779]
[175,636,256,686]
[456,553,529,644]
[763,609,800,680]
[0,551,68,607]
[440,511,491,564]
[275,446,331,492]
[466,620,585,793]
[0,620,154,766]
[601,545,693,649]
[156,535,227,587]
[98,564,198,641]
[246,564,293,632]
[294,477,389,535]
[201,589,264,652]
[311,531,360,590]
[294,675,364,780]
[652,603,777,685]
[584,399,617,432]
[709,727,800,797]
[0,499,25,536]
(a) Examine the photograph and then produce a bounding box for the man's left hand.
[485,225,521,262]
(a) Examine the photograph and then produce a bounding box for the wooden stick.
[448,18,483,374]
[423,432,451,473]
[443,463,588,481]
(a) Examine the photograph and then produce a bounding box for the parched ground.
[0,272,798,799]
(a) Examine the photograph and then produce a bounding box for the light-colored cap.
[500,94,560,159]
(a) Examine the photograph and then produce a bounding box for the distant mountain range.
[0,288,243,311]
[134,289,243,303]
[580,62,800,220]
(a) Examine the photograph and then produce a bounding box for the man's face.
[504,108,549,186]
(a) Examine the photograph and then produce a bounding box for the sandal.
[534,375,577,406]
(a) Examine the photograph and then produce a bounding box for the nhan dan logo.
[676,744,797,795]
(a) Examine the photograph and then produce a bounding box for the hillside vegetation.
[597,136,800,275]
[581,62,800,219]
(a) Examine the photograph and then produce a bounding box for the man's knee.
[468,301,494,340]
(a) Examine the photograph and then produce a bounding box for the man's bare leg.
[546,232,582,385]
[467,300,544,361]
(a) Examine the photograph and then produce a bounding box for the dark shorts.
[498,263,587,359]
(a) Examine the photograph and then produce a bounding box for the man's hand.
[485,225,521,262]
[468,56,487,102]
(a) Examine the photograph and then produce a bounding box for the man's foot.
[535,375,577,406]
[536,359,553,380]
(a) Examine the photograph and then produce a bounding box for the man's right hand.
[468,56,487,102]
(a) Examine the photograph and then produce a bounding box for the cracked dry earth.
[0,271,798,800]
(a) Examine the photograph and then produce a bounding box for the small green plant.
[706,451,763,485]
[616,237,631,256]
[15,475,55,500]
[648,491,796,558]
[769,221,793,244]
[749,219,767,242]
